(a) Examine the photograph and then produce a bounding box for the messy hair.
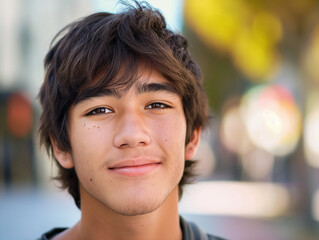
[38,1,208,208]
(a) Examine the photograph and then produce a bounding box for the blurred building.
[0,0,94,188]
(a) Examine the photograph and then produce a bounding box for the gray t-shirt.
[179,216,226,240]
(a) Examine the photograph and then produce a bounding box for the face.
[53,68,200,216]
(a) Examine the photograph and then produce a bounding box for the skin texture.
[51,68,201,240]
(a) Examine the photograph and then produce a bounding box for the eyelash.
[145,102,171,110]
[86,102,171,116]
[86,107,113,116]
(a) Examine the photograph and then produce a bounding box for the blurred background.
[0,0,319,239]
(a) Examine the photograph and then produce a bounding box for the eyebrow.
[74,88,120,105]
[136,82,178,95]
[74,82,178,105]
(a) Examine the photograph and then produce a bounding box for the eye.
[86,107,113,116]
[145,102,171,110]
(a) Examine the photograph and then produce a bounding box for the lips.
[108,159,161,177]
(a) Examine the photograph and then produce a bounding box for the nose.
[113,110,151,148]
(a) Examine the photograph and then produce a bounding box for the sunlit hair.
[38,1,208,209]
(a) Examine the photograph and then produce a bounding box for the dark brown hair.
[38,1,208,209]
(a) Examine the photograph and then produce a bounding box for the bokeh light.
[180,181,290,218]
[220,98,252,155]
[304,101,319,168]
[6,92,33,138]
[220,97,276,180]
[240,84,301,156]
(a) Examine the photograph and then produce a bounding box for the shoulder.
[180,216,228,240]
[37,228,67,240]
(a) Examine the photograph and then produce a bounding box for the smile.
[108,160,161,177]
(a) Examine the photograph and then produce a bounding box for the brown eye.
[146,102,171,109]
[87,107,112,115]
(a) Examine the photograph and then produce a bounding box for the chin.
[111,198,164,216]
[108,188,170,216]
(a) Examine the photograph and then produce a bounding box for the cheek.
[155,116,187,156]
[69,121,111,170]
[165,118,187,182]
[71,120,109,150]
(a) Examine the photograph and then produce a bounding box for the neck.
[73,187,182,240]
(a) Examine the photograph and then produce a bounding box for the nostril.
[119,143,129,148]
[115,134,151,148]
[118,140,148,148]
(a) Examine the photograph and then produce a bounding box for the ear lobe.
[185,127,201,160]
[51,137,74,169]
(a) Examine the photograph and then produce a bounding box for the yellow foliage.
[184,0,283,81]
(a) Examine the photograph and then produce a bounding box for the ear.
[50,137,74,169]
[185,127,201,160]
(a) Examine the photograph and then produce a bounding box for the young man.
[38,2,226,240]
